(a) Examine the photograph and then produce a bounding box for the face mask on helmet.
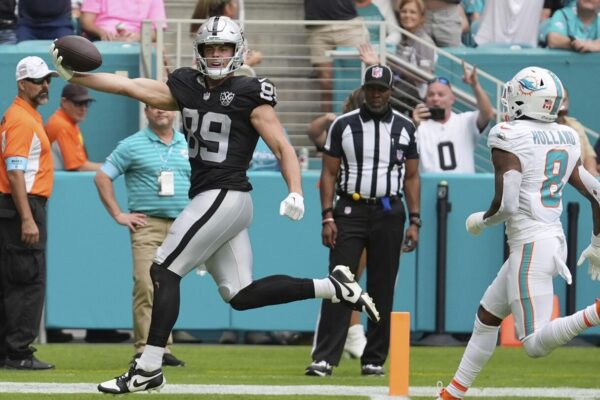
[193,16,246,79]
[501,66,564,123]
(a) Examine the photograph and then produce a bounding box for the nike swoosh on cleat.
[337,280,355,299]
[132,374,161,388]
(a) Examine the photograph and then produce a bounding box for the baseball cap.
[363,64,393,89]
[15,56,59,81]
[62,83,94,102]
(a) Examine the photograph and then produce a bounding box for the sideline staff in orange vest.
[0,56,58,370]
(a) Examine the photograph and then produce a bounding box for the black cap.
[62,83,94,102]
[363,64,393,89]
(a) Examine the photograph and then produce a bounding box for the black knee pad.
[150,263,181,290]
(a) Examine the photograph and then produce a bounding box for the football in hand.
[54,35,102,72]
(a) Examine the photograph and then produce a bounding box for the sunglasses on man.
[427,77,451,86]
[24,76,52,85]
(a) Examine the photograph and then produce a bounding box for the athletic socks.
[446,315,500,399]
[525,301,600,357]
[313,278,335,299]
[136,344,164,371]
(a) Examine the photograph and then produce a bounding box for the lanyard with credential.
[154,141,175,196]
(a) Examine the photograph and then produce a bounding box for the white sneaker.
[328,265,380,322]
[97,361,165,394]
[344,324,366,359]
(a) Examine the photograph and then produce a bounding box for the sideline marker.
[389,312,410,397]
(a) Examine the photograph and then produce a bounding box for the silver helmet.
[193,16,246,79]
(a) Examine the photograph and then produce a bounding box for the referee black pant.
[0,195,47,361]
[312,195,406,367]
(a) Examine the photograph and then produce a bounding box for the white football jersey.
[417,111,481,173]
[488,119,581,245]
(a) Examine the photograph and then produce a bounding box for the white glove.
[577,234,600,281]
[465,211,485,236]
[279,192,304,221]
[49,41,74,81]
[554,254,572,285]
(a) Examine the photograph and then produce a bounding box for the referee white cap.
[363,64,393,89]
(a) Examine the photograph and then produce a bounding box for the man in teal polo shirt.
[546,0,600,52]
[94,105,189,367]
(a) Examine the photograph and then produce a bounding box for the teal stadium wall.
[46,172,600,335]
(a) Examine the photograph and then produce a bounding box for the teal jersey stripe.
[518,243,536,337]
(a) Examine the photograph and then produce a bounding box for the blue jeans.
[0,29,16,44]
[16,21,73,42]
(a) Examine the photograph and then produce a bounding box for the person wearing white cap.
[0,56,57,370]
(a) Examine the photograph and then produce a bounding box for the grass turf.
[0,343,598,399]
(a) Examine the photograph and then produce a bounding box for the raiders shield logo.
[203,92,210,100]
[220,91,235,106]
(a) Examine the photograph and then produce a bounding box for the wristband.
[322,218,335,225]
[321,207,334,217]
[409,212,420,218]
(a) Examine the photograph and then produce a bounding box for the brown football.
[54,35,102,72]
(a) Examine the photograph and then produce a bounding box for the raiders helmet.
[193,16,246,79]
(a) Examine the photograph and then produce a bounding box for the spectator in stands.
[80,0,166,42]
[304,0,370,113]
[0,56,58,370]
[16,0,73,42]
[190,0,262,72]
[556,88,598,175]
[412,62,494,173]
[461,0,485,46]
[306,64,419,377]
[474,0,544,48]
[46,83,101,172]
[356,0,403,44]
[423,0,463,47]
[0,0,17,44]
[94,104,188,367]
[396,0,436,71]
[546,0,600,52]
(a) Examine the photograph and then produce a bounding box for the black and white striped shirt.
[324,105,418,198]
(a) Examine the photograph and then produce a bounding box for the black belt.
[339,193,400,205]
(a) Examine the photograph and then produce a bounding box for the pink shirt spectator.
[81,0,166,34]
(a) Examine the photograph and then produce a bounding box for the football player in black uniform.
[51,16,380,394]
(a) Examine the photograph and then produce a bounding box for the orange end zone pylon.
[389,312,410,397]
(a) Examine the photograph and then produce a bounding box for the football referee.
[306,64,420,377]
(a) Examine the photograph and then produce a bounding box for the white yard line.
[0,382,599,399]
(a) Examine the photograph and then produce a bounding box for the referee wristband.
[322,218,335,225]
[321,207,334,217]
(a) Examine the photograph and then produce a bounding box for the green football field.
[0,343,599,399]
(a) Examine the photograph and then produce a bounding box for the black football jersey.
[166,67,277,197]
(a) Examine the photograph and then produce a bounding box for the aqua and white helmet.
[193,16,246,79]
[501,66,564,122]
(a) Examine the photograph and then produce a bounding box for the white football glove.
[49,41,74,81]
[577,234,600,281]
[279,192,304,221]
[465,211,485,236]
